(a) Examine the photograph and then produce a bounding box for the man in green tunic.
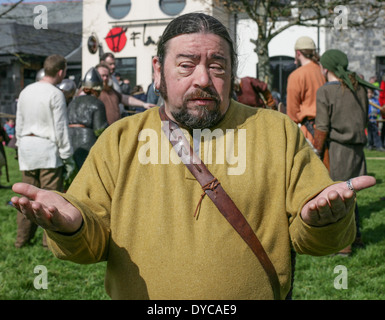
[11,14,375,300]
[314,49,380,255]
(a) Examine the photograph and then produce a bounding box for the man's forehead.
[105,56,115,63]
[167,33,229,56]
[175,53,227,62]
[97,67,109,74]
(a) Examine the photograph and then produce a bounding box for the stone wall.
[326,24,385,82]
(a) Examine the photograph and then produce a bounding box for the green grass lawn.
[1,146,384,300]
[0,146,108,300]
[292,150,385,300]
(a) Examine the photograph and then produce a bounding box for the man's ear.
[57,69,65,80]
[152,56,161,89]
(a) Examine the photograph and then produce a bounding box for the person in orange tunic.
[286,36,325,147]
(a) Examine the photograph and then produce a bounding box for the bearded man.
[12,14,375,300]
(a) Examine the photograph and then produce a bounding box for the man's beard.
[103,78,114,91]
[159,70,223,130]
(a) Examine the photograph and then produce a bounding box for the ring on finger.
[346,179,355,193]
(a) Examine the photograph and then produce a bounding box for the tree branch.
[0,0,24,19]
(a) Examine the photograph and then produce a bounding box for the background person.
[4,118,15,140]
[286,36,325,147]
[234,76,277,109]
[367,88,384,151]
[314,49,380,255]
[97,63,155,122]
[57,78,77,105]
[67,67,108,172]
[100,52,121,93]
[14,54,74,248]
[0,125,10,187]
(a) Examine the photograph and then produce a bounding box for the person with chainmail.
[67,68,108,173]
[35,68,45,82]
[57,78,77,105]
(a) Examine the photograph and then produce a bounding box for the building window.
[159,0,186,16]
[268,56,296,107]
[106,0,131,20]
[376,56,385,80]
[115,57,137,88]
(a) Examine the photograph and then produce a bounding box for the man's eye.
[179,64,195,74]
[210,65,225,74]
[180,63,194,68]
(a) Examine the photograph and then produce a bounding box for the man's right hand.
[11,183,83,234]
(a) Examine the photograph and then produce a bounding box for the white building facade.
[236,19,326,79]
[82,0,232,91]
[82,0,323,94]
[82,1,384,99]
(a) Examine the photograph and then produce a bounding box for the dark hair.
[43,54,66,77]
[157,13,238,85]
[100,52,115,62]
[340,72,359,91]
[299,49,320,63]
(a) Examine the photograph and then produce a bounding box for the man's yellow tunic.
[46,101,355,299]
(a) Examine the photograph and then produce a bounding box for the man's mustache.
[184,89,220,102]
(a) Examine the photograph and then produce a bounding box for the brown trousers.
[15,167,63,248]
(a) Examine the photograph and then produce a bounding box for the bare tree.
[0,0,24,19]
[209,0,385,86]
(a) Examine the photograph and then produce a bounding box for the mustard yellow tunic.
[46,100,355,300]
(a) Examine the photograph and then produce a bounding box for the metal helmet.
[57,79,77,99]
[35,68,45,81]
[82,67,103,91]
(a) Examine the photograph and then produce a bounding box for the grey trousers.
[15,167,63,248]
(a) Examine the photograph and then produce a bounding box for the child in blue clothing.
[3,118,15,139]
[367,89,384,151]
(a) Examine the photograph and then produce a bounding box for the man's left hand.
[301,176,376,227]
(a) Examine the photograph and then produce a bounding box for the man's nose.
[193,65,211,88]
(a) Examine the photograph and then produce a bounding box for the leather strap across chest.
[159,106,281,300]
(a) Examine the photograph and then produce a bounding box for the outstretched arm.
[121,94,156,109]
[301,175,376,227]
[11,183,83,234]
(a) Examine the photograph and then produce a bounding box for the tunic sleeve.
[286,147,356,256]
[52,91,73,160]
[315,86,330,133]
[46,125,118,263]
